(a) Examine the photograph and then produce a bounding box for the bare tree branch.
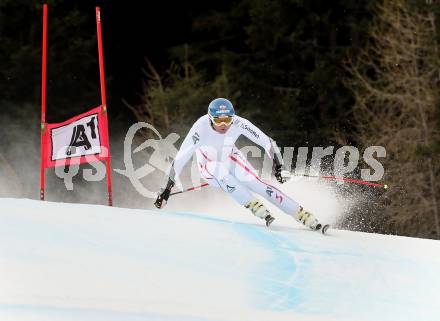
[343,0,440,238]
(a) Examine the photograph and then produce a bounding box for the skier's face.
[212,122,231,134]
[210,115,233,134]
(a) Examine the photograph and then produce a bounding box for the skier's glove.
[154,188,171,209]
[274,165,291,184]
[154,180,175,209]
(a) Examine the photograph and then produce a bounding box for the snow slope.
[0,197,439,321]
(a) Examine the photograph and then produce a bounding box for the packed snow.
[0,195,439,321]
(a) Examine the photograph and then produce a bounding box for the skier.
[154,98,323,230]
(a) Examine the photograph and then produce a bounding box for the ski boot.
[294,206,322,231]
[245,200,275,227]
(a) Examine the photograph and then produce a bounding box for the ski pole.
[170,183,210,196]
[294,174,388,189]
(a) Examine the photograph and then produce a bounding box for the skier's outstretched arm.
[236,117,291,183]
[154,121,201,208]
[269,138,292,183]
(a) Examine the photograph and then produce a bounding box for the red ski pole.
[170,183,210,196]
[296,174,388,189]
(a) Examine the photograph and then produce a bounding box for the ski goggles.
[210,115,234,126]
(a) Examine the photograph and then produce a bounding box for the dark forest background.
[1,0,440,239]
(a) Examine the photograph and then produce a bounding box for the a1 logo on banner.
[51,113,102,160]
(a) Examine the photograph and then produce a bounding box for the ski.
[320,224,330,234]
[313,223,330,234]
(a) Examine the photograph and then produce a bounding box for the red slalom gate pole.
[40,4,48,201]
[96,7,113,206]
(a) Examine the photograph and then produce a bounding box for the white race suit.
[169,114,300,216]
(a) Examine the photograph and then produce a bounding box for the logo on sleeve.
[239,123,259,139]
[192,132,200,144]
